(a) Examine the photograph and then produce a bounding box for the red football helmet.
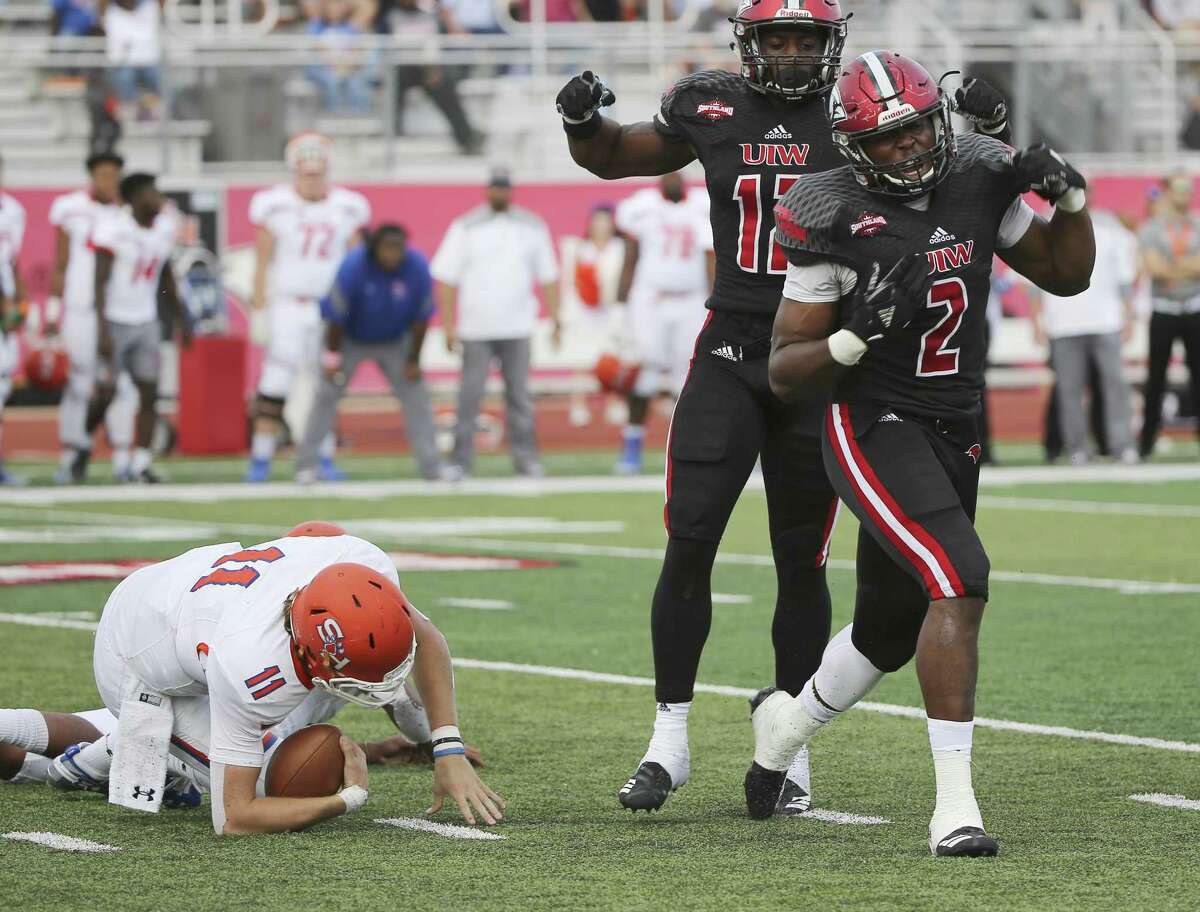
[286,521,347,538]
[730,0,847,101]
[594,353,641,395]
[24,344,69,392]
[289,562,417,708]
[826,51,956,197]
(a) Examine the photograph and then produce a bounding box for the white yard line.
[1128,793,1200,811]
[0,611,1194,754]
[382,535,1200,596]
[1,832,119,852]
[375,818,507,840]
[3,462,1199,506]
[796,809,890,825]
[437,597,514,610]
[977,496,1200,519]
[712,593,753,605]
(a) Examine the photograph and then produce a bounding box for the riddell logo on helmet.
[850,212,888,237]
[776,8,812,17]
[696,101,735,120]
[876,104,918,127]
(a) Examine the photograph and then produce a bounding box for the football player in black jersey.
[755,51,1094,857]
[556,1,1012,818]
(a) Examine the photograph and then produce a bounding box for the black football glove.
[556,71,616,124]
[952,77,1008,136]
[843,254,932,344]
[1011,143,1086,207]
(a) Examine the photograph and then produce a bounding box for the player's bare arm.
[158,264,192,347]
[556,72,695,179]
[217,736,367,836]
[407,609,506,825]
[768,296,841,400]
[999,144,1096,295]
[616,236,638,303]
[46,227,70,334]
[93,249,114,358]
[404,318,427,380]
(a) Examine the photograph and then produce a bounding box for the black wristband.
[562,111,603,140]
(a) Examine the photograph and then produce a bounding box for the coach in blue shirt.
[296,224,446,482]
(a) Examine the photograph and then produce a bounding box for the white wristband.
[45,296,63,324]
[430,725,462,742]
[828,329,868,366]
[339,784,368,813]
[1056,187,1086,213]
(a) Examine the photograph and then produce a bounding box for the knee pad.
[656,537,719,602]
[254,394,286,425]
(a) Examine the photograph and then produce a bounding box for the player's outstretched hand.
[426,754,505,825]
[556,71,616,124]
[340,735,369,790]
[843,254,931,344]
[1012,143,1086,207]
[952,77,1007,135]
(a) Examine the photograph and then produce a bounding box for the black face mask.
[768,60,818,92]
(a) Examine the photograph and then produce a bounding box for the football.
[264,724,345,798]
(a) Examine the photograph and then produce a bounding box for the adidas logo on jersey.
[878,412,903,423]
[710,344,742,362]
[764,123,793,140]
[929,226,956,244]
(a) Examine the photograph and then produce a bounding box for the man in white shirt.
[46,152,140,484]
[612,173,714,474]
[0,157,27,486]
[88,172,190,483]
[1031,208,1138,464]
[432,169,560,478]
[99,0,163,120]
[244,132,371,483]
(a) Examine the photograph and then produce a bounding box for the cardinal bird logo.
[966,443,983,464]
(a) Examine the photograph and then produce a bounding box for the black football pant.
[653,312,837,703]
[823,401,990,673]
[1139,311,1200,457]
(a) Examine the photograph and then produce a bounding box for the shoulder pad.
[773,168,859,257]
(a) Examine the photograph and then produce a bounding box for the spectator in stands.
[295,224,445,482]
[98,0,163,121]
[305,0,377,114]
[51,0,99,41]
[1030,209,1140,465]
[1138,171,1200,458]
[381,0,482,154]
[440,0,504,34]
[1148,0,1200,28]
[432,168,560,479]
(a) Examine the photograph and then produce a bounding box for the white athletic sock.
[8,753,52,784]
[800,624,885,724]
[112,447,131,477]
[131,447,152,475]
[927,718,984,845]
[785,744,810,790]
[754,693,825,771]
[58,449,76,470]
[318,432,336,460]
[0,709,49,753]
[251,431,277,461]
[642,701,690,786]
[71,733,115,781]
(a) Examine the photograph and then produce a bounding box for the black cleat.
[774,778,811,816]
[71,448,91,483]
[744,761,787,820]
[135,467,163,485]
[933,826,1000,858]
[618,761,677,812]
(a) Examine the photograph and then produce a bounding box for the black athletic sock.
[771,553,831,696]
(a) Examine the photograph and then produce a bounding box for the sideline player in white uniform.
[46,152,140,484]
[245,132,371,483]
[612,172,714,474]
[48,530,503,834]
[88,172,189,483]
[0,157,28,486]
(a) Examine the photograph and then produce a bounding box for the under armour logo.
[132,786,156,801]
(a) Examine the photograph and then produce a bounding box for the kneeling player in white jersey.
[48,529,503,834]
[0,158,28,486]
[87,173,191,483]
[245,132,371,483]
[46,153,139,484]
[612,172,713,474]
